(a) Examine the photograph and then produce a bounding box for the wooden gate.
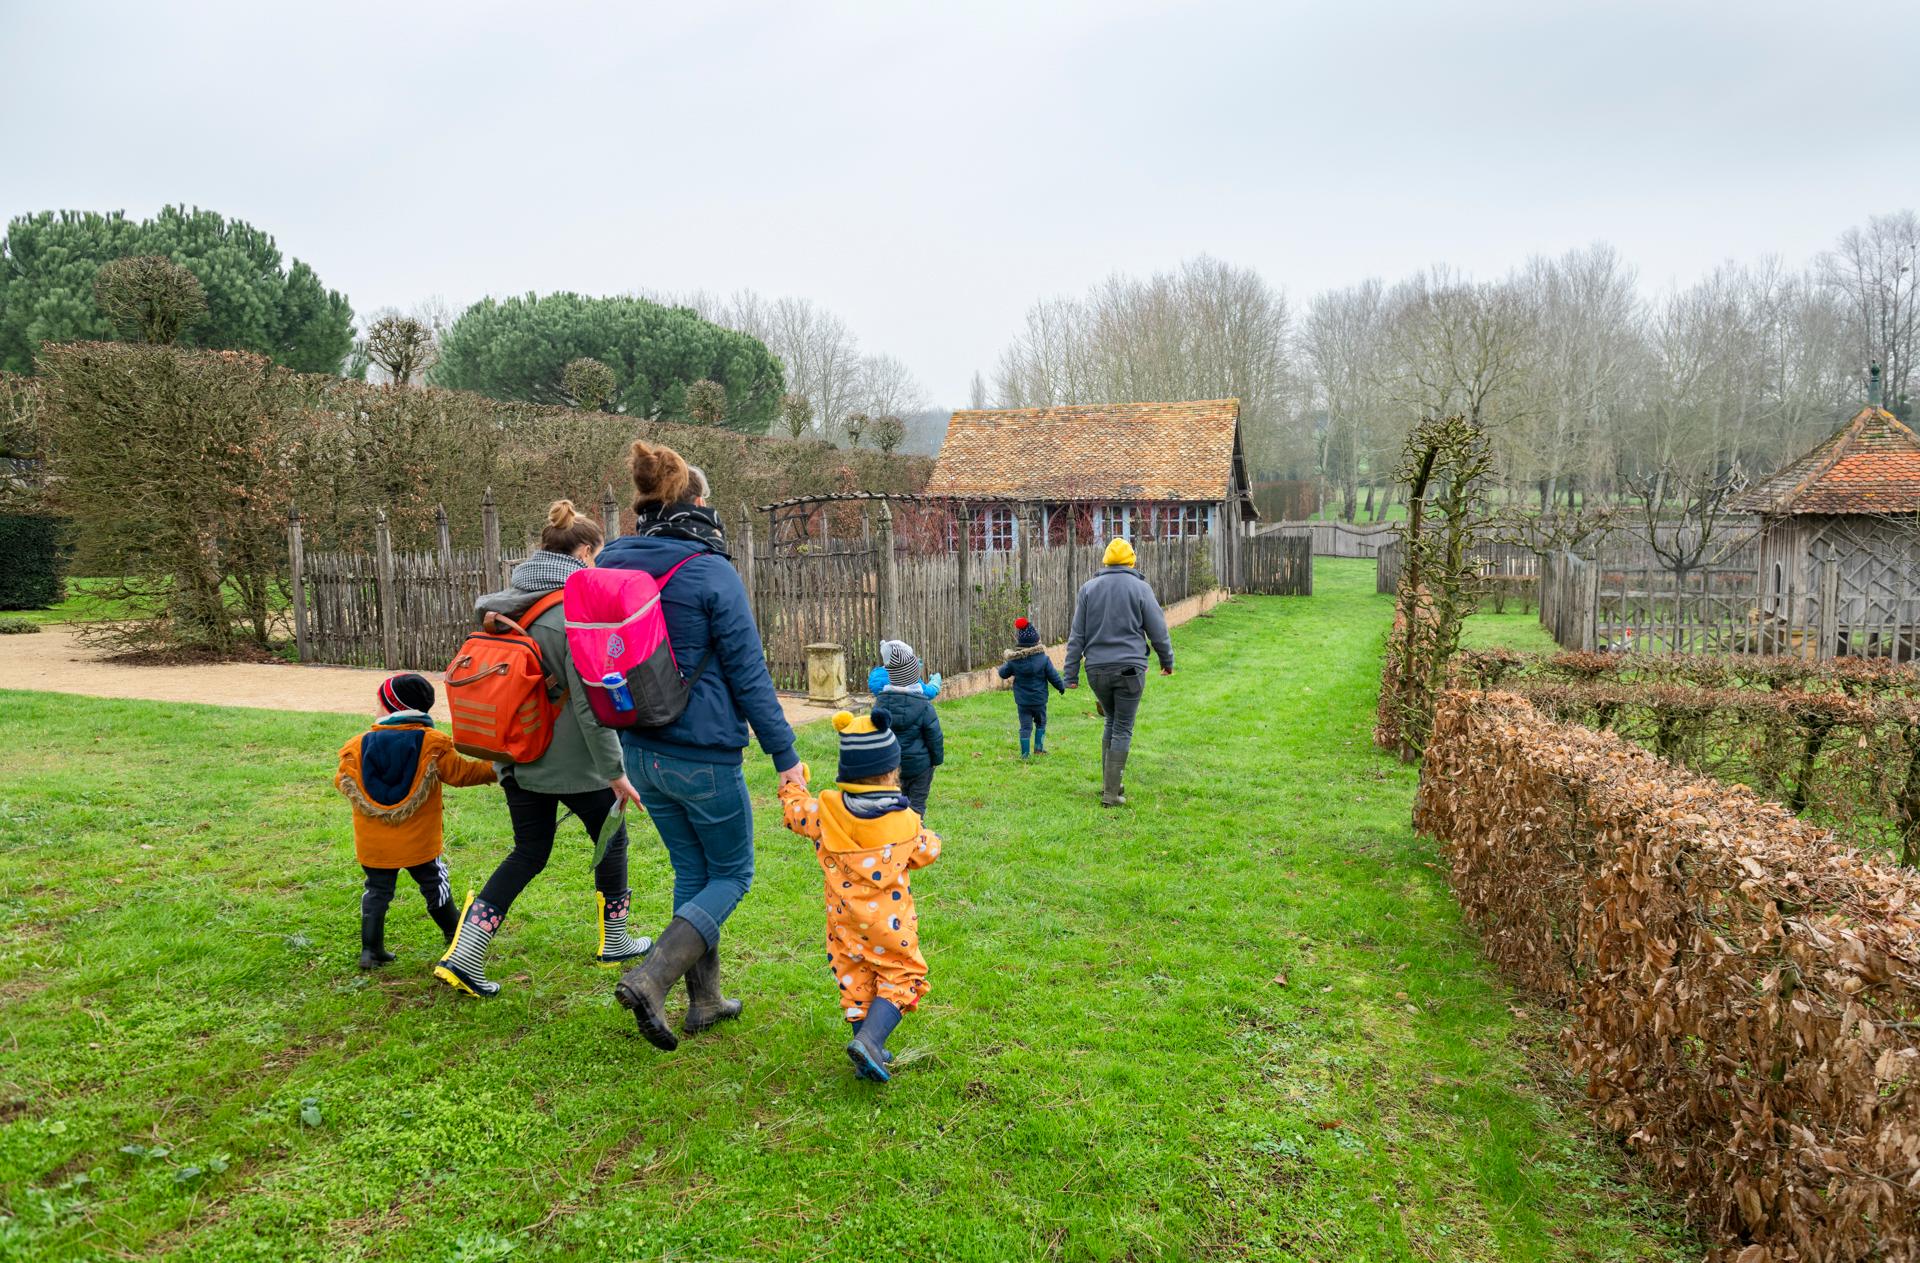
[1239,533,1312,595]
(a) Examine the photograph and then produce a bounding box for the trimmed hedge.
[0,513,64,609]
[1418,690,1920,1259]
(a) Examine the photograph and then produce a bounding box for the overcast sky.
[5,0,1916,405]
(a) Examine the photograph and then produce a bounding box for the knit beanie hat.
[1015,616,1040,647]
[834,709,901,782]
[378,672,435,714]
[1103,537,1137,568]
[880,639,923,689]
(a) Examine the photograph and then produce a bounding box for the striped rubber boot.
[595,890,652,965]
[434,893,504,998]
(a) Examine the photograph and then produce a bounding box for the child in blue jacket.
[997,617,1066,757]
[867,640,944,817]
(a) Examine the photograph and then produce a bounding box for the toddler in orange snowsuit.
[778,708,942,1082]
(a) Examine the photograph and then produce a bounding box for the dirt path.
[0,624,835,726]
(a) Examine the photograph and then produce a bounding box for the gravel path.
[0,624,834,726]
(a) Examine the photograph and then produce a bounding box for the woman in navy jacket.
[601,441,803,1051]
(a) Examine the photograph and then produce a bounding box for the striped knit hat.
[378,672,435,714]
[880,639,923,689]
[834,709,901,782]
[1015,616,1040,647]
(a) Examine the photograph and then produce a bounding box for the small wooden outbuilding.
[1733,369,1920,657]
[925,398,1259,549]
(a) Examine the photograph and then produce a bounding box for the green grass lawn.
[5,579,134,626]
[1460,606,1560,654]
[0,558,1692,1262]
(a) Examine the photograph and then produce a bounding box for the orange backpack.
[444,591,567,764]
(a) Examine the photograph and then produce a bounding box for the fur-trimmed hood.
[336,715,496,869]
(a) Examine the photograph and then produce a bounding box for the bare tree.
[871,414,906,454]
[1823,211,1920,418]
[857,353,927,426]
[991,255,1292,469]
[968,370,988,410]
[684,378,728,426]
[1622,465,1751,588]
[778,391,814,440]
[364,313,439,387]
[93,255,207,345]
[1302,279,1390,520]
[561,356,616,411]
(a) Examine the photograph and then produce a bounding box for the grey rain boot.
[614,916,707,1051]
[683,945,743,1035]
[1101,748,1129,808]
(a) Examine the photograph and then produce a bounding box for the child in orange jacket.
[335,673,497,969]
[778,709,942,1082]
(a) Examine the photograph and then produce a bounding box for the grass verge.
[0,558,1692,1261]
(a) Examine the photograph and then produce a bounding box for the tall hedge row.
[26,342,929,650]
[0,514,65,609]
[1417,689,1920,1259]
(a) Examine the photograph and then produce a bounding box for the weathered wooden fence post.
[374,509,400,670]
[435,504,455,634]
[1017,506,1032,613]
[876,502,898,635]
[738,504,757,621]
[481,488,502,593]
[956,506,974,673]
[602,485,621,541]
[287,505,310,663]
[1064,514,1080,624]
[1818,556,1841,660]
[1577,556,1600,652]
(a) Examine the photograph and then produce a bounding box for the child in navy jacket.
[997,617,1066,757]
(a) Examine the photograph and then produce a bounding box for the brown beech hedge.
[1416,689,1920,1261]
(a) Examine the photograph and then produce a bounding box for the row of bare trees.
[651,289,929,449]
[985,211,1919,521]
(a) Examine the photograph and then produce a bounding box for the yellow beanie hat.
[1103,537,1137,567]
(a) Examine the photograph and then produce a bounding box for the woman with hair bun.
[433,499,652,998]
[600,440,802,1051]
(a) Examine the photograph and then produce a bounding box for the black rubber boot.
[614,916,706,1051]
[427,897,459,946]
[847,999,903,1083]
[683,945,743,1034]
[359,904,396,970]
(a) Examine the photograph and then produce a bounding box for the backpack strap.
[479,590,568,699]
[655,550,719,690]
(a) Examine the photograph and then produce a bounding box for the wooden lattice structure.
[1733,368,1920,660]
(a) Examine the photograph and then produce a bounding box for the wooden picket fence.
[291,499,1308,684]
[1262,519,1397,558]
[1539,548,1828,657]
[751,532,1234,691]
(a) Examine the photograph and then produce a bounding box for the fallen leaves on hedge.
[1416,689,1920,1261]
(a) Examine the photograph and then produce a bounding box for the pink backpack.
[563,556,714,729]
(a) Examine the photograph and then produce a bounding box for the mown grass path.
[0,559,1693,1261]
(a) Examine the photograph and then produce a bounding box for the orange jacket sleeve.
[433,736,499,789]
[778,778,823,841]
[905,827,942,869]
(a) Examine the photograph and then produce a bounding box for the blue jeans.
[623,747,755,948]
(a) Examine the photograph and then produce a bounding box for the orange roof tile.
[926,399,1245,503]
[1733,406,1920,516]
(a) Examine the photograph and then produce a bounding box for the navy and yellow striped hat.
[833,708,901,782]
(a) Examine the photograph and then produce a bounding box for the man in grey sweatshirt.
[1063,538,1174,806]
